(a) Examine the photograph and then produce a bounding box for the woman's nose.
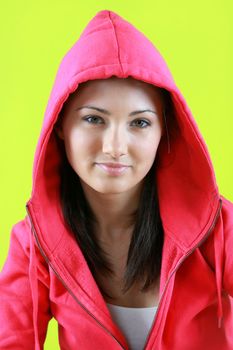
[102,125,128,158]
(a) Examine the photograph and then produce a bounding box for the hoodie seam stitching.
[52,255,104,313]
[29,202,63,256]
[108,11,124,75]
[163,197,221,251]
[51,254,116,322]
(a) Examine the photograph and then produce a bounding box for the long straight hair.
[56,87,174,300]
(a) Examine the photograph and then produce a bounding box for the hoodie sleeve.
[0,217,52,349]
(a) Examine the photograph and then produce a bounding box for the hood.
[25,9,223,348]
[29,8,221,247]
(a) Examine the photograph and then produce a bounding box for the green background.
[0,1,232,348]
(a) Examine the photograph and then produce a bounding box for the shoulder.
[221,194,233,222]
[9,216,32,254]
[219,195,233,294]
[220,194,233,241]
[198,195,233,271]
[9,215,48,269]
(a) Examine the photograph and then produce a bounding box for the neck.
[80,180,144,243]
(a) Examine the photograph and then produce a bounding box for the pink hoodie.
[0,9,233,350]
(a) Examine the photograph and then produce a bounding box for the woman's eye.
[132,119,151,128]
[83,115,103,124]
[82,115,150,128]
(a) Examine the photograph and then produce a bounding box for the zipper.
[25,203,127,350]
[143,197,222,349]
[26,197,222,350]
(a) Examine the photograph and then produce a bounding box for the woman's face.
[56,76,164,194]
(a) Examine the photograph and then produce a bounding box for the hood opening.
[27,9,222,335]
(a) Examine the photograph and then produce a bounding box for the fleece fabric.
[0,9,233,350]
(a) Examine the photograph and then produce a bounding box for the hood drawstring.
[29,224,40,350]
[213,207,224,329]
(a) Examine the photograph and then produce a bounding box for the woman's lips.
[96,163,130,176]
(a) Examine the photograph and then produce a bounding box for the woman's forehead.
[68,76,165,107]
[78,76,160,91]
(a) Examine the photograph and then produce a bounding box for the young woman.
[0,9,233,350]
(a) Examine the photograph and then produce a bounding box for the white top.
[107,303,158,350]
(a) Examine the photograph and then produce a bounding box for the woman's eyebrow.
[75,105,157,117]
